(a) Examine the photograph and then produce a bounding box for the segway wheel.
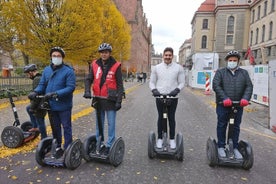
[35,137,53,166]
[206,137,218,167]
[175,133,184,161]
[64,139,83,170]
[239,140,254,170]
[21,121,32,131]
[109,137,125,167]
[148,131,156,159]
[1,126,24,148]
[82,134,97,162]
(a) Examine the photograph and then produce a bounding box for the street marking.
[241,127,276,140]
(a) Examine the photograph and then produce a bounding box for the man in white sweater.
[149,47,185,149]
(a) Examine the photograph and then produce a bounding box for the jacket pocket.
[107,89,118,102]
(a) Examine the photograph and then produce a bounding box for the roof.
[197,0,216,12]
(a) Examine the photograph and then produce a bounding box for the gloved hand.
[223,98,232,107]
[28,92,37,100]
[83,91,92,99]
[115,102,121,111]
[152,89,161,97]
[240,99,249,107]
[45,92,57,99]
[168,88,180,97]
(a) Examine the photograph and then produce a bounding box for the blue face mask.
[227,61,238,69]
[52,57,63,66]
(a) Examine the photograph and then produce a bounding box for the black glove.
[83,91,92,99]
[152,89,161,97]
[45,92,57,99]
[28,92,37,100]
[115,102,121,111]
[168,88,180,97]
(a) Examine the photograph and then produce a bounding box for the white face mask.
[227,61,238,69]
[52,57,63,66]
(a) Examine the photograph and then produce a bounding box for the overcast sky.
[142,0,204,55]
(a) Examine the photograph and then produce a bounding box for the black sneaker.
[54,147,64,159]
[103,147,110,156]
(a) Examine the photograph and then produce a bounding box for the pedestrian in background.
[83,43,124,155]
[213,50,253,159]
[28,47,76,159]
[149,47,185,149]
[24,64,47,140]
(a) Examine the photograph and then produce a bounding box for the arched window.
[262,25,265,42]
[227,16,234,34]
[250,30,253,46]
[269,21,273,40]
[255,28,259,44]
[201,35,207,48]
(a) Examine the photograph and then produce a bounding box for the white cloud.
[142,0,204,54]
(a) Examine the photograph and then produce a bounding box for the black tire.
[175,133,184,161]
[206,137,218,167]
[35,137,53,166]
[64,139,83,170]
[239,140,254,170]
[109,137,125,167]
[21,121,32,131]
[148,131,156,159]
[1,126,24,148]
[82,134,97,162]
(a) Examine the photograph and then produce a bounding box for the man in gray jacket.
[213,50,253,159]
[149,47,185,149]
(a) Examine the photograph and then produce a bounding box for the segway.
[1,89,39,148]
[206,101,254,170]
[35,96,82,170]
[148,94,184,161]
[82,97,125,167]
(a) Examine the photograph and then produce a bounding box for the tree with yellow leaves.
[0,0,131,65]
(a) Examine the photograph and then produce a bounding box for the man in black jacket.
[212,50,253,159]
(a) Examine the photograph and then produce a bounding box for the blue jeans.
[26,105,47,139]
[50,110,72,149]
[95,110,116,148]
[216,104,243,149]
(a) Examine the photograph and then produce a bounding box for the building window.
[250,30,253,46]
[252,10,255,23]
[257,6,261,20]
[201,35,207,48]
[267,46,271,56]
[255,28,259,44]
[271,0,275,12]
[202,19,208,29]
[226,35,234,45]
[227,16,235,33]
[262,25,265,42]
[269,21,273,40]
[264,1,267,16]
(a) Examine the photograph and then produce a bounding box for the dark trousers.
[50,110,73,149]
[216,104,243,149]
[156,98,178,139]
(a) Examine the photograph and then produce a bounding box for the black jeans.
[156,98,178,139]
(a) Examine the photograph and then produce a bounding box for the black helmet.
[50,46,65,58]
[225,50,241,60]
[24,64,37,73]
[98,43,112,52]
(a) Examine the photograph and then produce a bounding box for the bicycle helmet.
[50,46,65,58]
[24,64,37,73]
[98,43,112,52]
[225,50,241,60]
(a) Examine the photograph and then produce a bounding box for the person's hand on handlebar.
[223,98,232,107]
[152,89,161,97]
[240,99,249,107]
[168,88,180,97]
[28,91,37,100]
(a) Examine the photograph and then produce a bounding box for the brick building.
[113,0,152,75]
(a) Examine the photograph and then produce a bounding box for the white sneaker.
[170,139,176,149]
[156,139,163,148]
[234,148,243,159]
[218,147,226,157]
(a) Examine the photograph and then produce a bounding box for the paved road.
[0,81,275,184]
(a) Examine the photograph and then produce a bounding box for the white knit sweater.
[149,61,185,95]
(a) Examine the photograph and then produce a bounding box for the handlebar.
[155,94,178,99]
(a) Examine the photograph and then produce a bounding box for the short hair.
[163,47,173,55]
